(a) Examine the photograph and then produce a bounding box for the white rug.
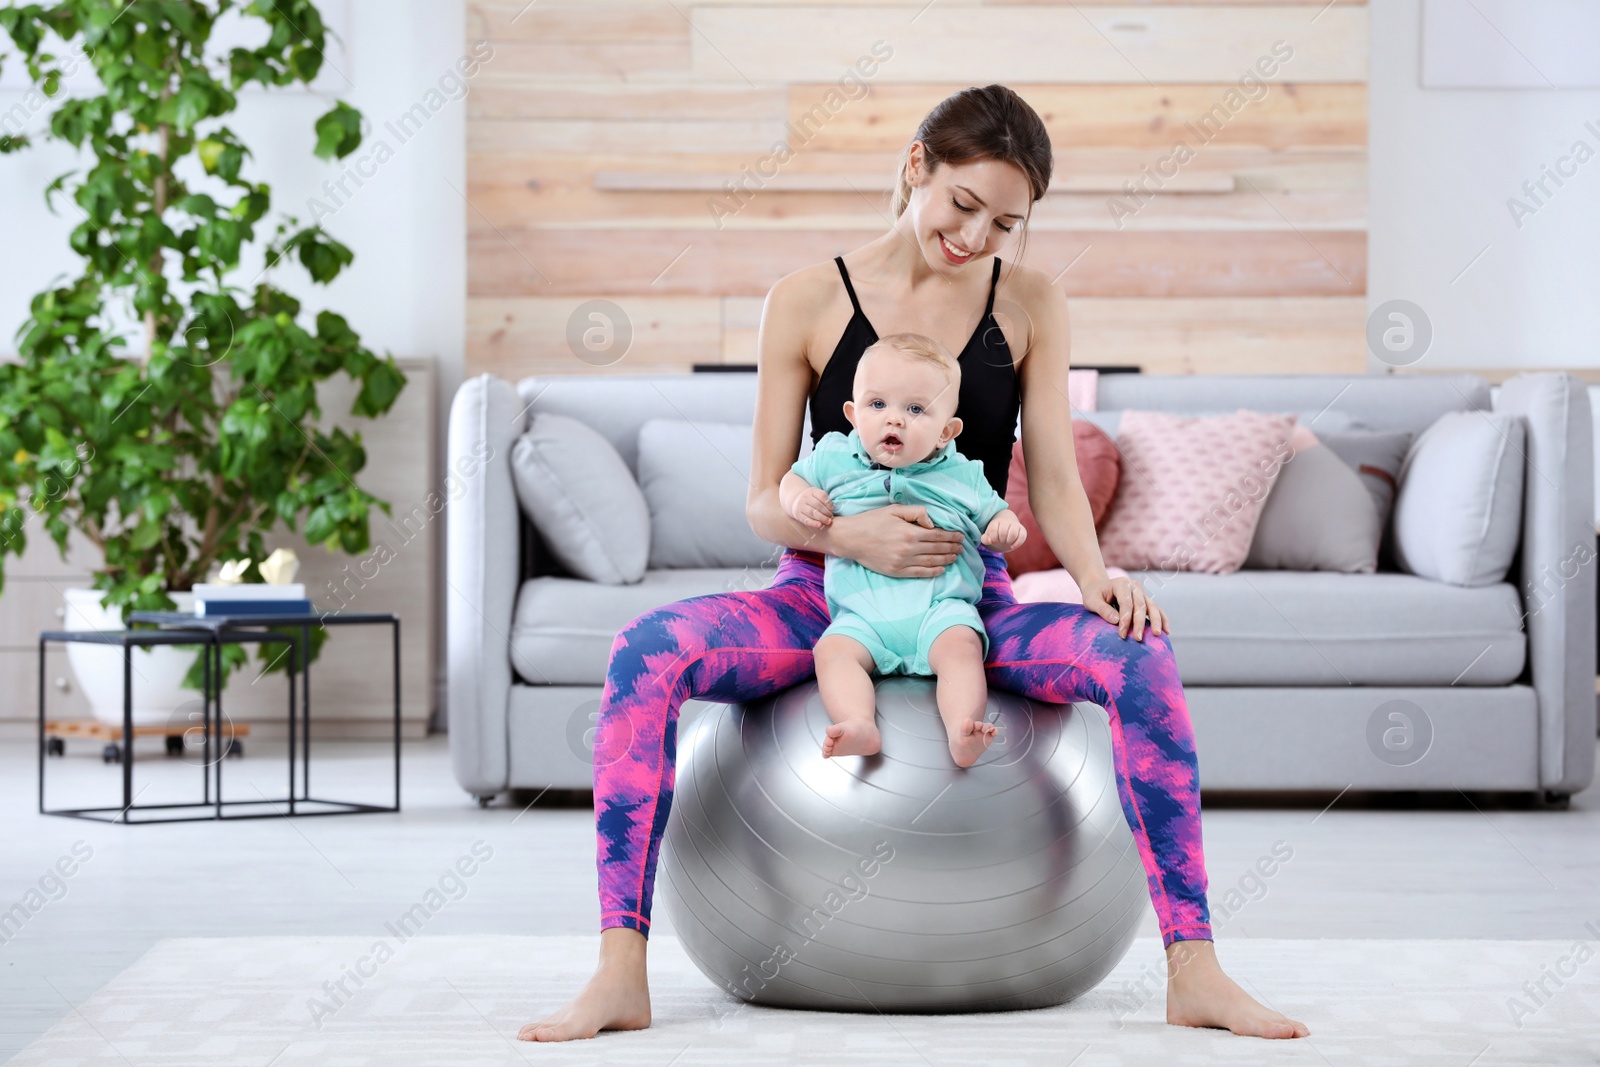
[13,935,1599,1066]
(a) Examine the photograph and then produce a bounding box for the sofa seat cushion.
[511,566,1526,688]
[511,567,773,685]
[1122,569,1525,686]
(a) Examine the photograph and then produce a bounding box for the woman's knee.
[1112,626,1174,661]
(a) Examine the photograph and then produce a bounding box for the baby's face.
[844,350,961,468]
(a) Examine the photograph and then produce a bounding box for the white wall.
[0,0,470,722]
[0,0,467,378]
[1369,0,1600,370]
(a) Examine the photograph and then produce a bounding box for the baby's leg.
[815,633,882,758]
[927,625,996,768]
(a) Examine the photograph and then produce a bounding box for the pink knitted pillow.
[1098,409,1298,575]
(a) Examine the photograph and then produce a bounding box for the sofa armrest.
[1495,372,1596,794]
[447,374,524,796]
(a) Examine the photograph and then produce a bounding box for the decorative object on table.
[193,583,312,618]
[194,549,312,616]
[0,2,407,723]
[214,559,252,586]
[660,676,1146,1011]
[259,548,301,585]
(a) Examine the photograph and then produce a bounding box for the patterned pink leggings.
[592,546,1213,948]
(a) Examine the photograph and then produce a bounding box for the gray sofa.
[447,371,1596,804]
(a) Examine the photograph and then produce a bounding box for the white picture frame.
[1421,0,1600,89]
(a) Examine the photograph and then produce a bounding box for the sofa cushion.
[1099,409,1299,575]
[1005,423,1121,577]
[510,567,775,685]
[637,419,781,569]
[1317,428,1413,569]
[1391,412,1525,586]
[1244,437,1380,573]
[1074,407,1364,441]
[509,413,649,585]
[1013,565,1130,604]
[1123,569,1525,685]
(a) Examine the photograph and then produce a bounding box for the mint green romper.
[789,429,1010,676]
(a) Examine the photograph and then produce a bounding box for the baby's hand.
[788,486,835,529]
[981,510,1027,552]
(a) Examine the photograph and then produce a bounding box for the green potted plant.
[0,0,405,724]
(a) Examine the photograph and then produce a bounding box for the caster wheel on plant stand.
[102,743,122,764]
[165,735,185,757]
[45,737,65,758]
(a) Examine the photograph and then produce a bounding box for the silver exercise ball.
[659,676,1149,1013]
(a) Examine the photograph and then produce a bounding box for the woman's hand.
[832,505,965,578]
[1079,572,1170,641]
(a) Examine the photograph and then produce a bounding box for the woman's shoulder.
[765,258,845,317]
[992,259,1069,359]
[995,258,1064,310]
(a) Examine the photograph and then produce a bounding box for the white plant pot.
[63,588,204,727]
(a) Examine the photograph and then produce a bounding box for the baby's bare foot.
[823,720,881,758]
[948,718,997,768]
[517,961,651,1042]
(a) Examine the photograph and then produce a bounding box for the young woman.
[523,84,1310,1043]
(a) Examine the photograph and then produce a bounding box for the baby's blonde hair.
[856,332,961,396]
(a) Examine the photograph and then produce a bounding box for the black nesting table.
[39,610,400,823]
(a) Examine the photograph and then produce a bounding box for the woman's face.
[904,147,1033,274]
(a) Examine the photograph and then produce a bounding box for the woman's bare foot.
[823,719,881,758]
[518,928,652,1042]
[1164,939,1309,1039]
[947,718,997,768]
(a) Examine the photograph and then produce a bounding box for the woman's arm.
[746,270,850,555]
[1014,270,1167,638]
[1014,275,1112,589]
[746,268,963,578]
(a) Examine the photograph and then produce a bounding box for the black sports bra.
[809,255,1020,497]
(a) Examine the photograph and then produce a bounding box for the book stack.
[193,583,314,618]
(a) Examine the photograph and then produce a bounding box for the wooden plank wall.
[465,1,1368,380]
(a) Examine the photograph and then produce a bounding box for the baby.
[782,333,1027,767]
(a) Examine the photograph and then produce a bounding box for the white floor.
[3,734,1599,1063]
[13,935,1599,1065]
